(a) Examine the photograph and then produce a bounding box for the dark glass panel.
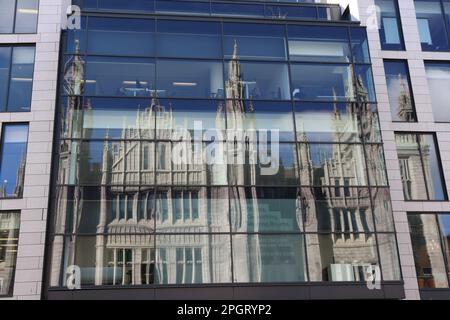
[354,64,376,102]
[375,0,404,50]
[265,4,317,20]
[155,234,232,284]
[223,23,286,61]
[230,187,301,232]
[232,234,307,283]
[157,60,223,99]
[287,25,351,62]
[290,63,354,101]
[211,2,265,18]
[350,28,370,63]
[306,233,379,281]
[225,61,290,100]
[0,47,12,112]
[157,20,221,59]
[95,0,155,11]
[85,56,156,97]
[156,0,210,15]
[415,0,450,51]
[65,17,87,54]
[87,18,155,56]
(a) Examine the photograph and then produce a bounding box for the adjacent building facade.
[0,0,450,300]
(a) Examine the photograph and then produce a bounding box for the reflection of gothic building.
[51,41,392,286]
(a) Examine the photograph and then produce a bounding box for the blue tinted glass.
[156,0,210,15]
[376,0,404,50]
[265,5,317,20]
[66,17,87,54]
[212,3,265,17]
[291,63,353,101]
[355,65,376,102]
[157,60,223,99]
[225,61,290,100]
[0,47,12,112]
[416,0,450,51]
[223,23,286,60]
[0,124,28,198]
[157,20,221,58]
[15,0,39,33]
[88,18,155,56]
[0,0,15,33]
[287,25,350,62]
[85,56,156,97]
[351,28,370,63]
[96,0,154,11]
[7,47,35,112]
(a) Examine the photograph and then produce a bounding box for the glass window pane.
[377,233,401,280]
[371,188,395,232]
[425,62,450,122]
[156,99,225,141]
[366,144,389,186]
[395,134,428,200]
[79,140,155,186]
[291,63,354,101]
[96,0,154,12]
[0,0,16,33]
[438,214,450,284]
[265,5,317,20]
[65,17,87,54]
[230,187,301,233]
[14,0,39,33]
[225,61,290,100]
[415,1,450,51]
[155,187,229,232]
[211,3,265,18]
[408,214,449,288]
[306,233,379,281]
[223,23,286,61]
[421,134,446,200]
[157,20,221,59]
[355,64,376,102]
[157,60,224,99]
[294,102,361,143]
[384,60,416,122]
[0,47,12,112]
[0,124,28,198]
[155,141,228,186]
[155,234,232,284]
[298,143,367,186]
[85,57,155,97]
[351,28,370,63]
[376,0,404,50]
[361,103,382,143]
[7,47,35,112]
[82,97,153,139]
[287,25,351,62]
[227,100,294,142]
[229,142,298,186]
[0,211,20,296]
[87,18,155,56]
[232,234,307,283]
[302,187,374,233]
[156,0,210,16]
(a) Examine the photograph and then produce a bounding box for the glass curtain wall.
[49,15,401,288]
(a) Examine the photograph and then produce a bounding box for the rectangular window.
[384,60,416,122]
[376,0,405,50]
[415,0,450,51]
[408,213,450,288]
[0,0,39,34]
[0,46,35,112]
[0,211,20,296]
[395,133,447,200]
[425,62,450,122]
[0,124,28,198]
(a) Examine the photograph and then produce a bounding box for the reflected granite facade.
[46,1,401,297]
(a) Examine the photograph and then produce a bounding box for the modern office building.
[0,0,449,300]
